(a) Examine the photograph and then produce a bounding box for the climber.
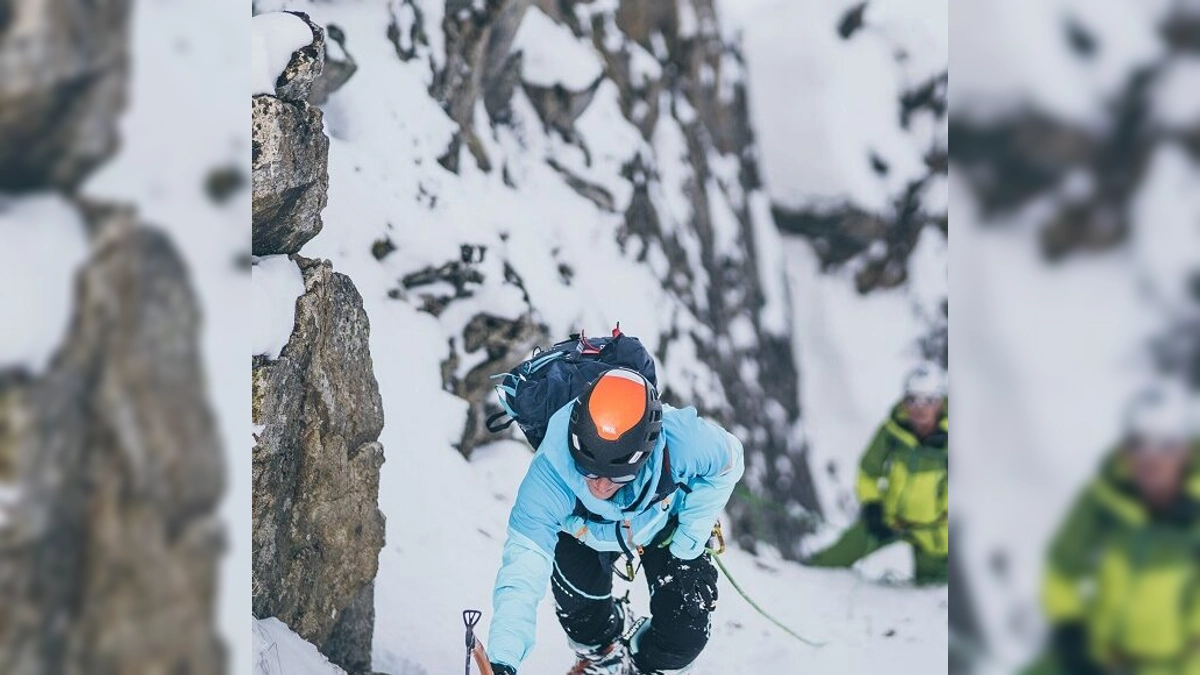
[485,367,745,675]
[804,362,949,584]
[1022,382,1200,675]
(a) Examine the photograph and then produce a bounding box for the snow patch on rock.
[0,194,89,375]
[252,255,305,359]
[252,12,316,96]
[514,7,604,90]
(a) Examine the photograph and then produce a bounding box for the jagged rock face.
[252,13,330,255]
[415,0,822,554]
[773,71,948,293]
[0,204,225,675]
[252,94,329,255]
[252,257,385,673]
[275,12,326,103]
[0,0,130,191]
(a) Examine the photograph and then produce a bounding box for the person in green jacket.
[805,363,949,584]
[1024,383,1200,675]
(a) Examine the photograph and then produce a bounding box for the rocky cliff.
[250,12,386,674]
[0,1,226,672]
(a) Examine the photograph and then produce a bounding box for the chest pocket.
[884,444,948,527]
[1092,528,1200,662]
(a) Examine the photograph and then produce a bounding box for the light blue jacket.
[488,402,745,671]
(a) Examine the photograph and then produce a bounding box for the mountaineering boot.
[567,641,635,675]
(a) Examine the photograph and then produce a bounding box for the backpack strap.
[485,411,515,433]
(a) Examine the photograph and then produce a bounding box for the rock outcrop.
[0,0,131,191]
[0,204,225,675]
[252,12,330,255]
[309,24,358,106]
[252,257,386,675]
[250,17,385,669]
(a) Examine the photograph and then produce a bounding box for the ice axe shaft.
[463,609,494,675]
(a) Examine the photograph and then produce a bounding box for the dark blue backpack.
[486,325,658,449]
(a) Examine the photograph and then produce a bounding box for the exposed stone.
[274,12,325,104]
[430,0,533,172]
[0,370,30,483]
[252,257,386,672]
[521,76,604,140]
[252,95,329,255]
[0,0,130,191]
[309,23,357,106]
[0,202,224,674]
[444,312,545,458]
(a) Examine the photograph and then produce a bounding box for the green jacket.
[1041,444,1200,672]
[856,401,949,555]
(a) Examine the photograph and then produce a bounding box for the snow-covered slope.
[249,0,948,672]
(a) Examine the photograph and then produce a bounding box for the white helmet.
[1126,382,1199,445]
[904,363,948,399]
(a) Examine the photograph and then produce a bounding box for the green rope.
[712,554,827,648]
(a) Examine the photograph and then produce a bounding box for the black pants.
[551,532,718,673]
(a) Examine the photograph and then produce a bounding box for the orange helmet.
[569,368,663,481]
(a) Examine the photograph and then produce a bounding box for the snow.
[81,0,253,669]
[251,12,314,96]
[254,618,346,675]
[0,194,89,375]
[513,6,604,90]
[1130,144,1200,317]
[950,0,1166,124]
[252,255,304,360]
[1152,56,1200,130]
[720,0,938,212]
[785,231,946,531]
[0,484,18,529]
[628,43,662,86]
[949,171,1169,667]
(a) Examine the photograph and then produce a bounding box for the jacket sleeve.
[855,425,892,504]
[488,457,570,671]
[1040,481,1112,625]
[670,422,745,560]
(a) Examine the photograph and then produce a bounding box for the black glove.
[862,502,892,540]
[1051,622,1106,675]
[490,662,517,675]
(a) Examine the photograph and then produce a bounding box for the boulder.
[252,257,386,673]
[0,0,130,191]
[0,202,225,674]
[252,95,329,255]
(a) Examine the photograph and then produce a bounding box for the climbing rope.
[708,522,827,648]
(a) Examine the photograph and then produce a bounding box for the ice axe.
[463,609,494,675]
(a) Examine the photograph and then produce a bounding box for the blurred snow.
[1152,56,1200,130]
[951,0,1166,124]
[0,194,89,374]
[719,0,943,213]
[513,6,604,89]
[1130,144,1200,319]
[81,0,253,669]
